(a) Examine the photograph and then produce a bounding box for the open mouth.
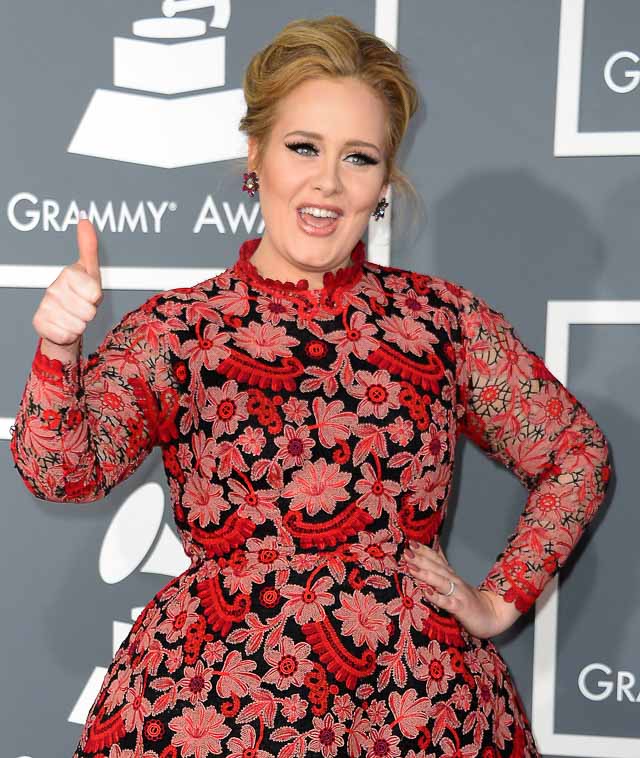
[296,209,341,236]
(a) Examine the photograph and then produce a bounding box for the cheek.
[274,176,309,213]
[343,177,384,211]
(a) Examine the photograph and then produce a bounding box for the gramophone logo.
[68,482,190,724]
[68,0,247,167]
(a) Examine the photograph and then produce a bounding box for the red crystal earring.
[242,170,259,197]
[372,197,389,220]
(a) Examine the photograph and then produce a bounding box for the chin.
[292,247,344,271]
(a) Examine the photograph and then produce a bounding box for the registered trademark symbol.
[169,202,177,212]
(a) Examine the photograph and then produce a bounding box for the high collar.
[231,237,366,307]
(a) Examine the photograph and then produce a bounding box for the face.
[247,76,389,284]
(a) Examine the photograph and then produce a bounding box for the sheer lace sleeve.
[9,295,175,503]
[455,287,612,614]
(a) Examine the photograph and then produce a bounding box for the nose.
[313,153,343,195]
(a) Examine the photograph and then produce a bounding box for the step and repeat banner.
[0,1,635,756]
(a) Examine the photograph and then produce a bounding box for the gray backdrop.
[1,2,633,757]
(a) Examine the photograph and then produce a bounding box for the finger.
[417,572,458,604]
[435,543,451,566]
[409,571,437,596]
[58,296,95,328]
[414,540,449,564]
[48,278,98,320]
[77,217,101,285]
[43,296,89,335]
[408,564,454,595]
[39,322,82,346]
[407,543,454,575]
[67,293,97,323]
[54,309,88,336]
[65,268,102,310]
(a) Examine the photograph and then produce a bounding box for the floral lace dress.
[10,237,611,758]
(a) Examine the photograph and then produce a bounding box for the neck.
[249,236,351,289]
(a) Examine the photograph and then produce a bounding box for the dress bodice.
[157,237,459,577]
[10,237,610,757]
[11,236,611,617]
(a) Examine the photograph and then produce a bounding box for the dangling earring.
[372,197,389,220]
[242,170,259,197]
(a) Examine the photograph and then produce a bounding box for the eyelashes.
[285,141,379,166]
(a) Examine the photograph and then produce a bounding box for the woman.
[11,15,611,758]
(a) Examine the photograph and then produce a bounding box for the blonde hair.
[234,15,425,237]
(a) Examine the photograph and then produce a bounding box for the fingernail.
[79,209,87,219]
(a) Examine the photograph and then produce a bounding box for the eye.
[347,152,379,166]
[285,141,379,166]
[285,141,318,157]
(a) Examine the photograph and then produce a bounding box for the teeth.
[299,206,339,219]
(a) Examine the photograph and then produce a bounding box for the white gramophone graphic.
[68,0,247,168]
[68,482,190,724]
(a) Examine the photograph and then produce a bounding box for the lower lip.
[296,209,341,237]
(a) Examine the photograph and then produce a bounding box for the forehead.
[272,77,387,146]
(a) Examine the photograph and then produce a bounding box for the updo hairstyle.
[236,15,424,234]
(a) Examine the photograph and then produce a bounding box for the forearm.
[456,286,612,628]
[10,338,107,502]
[476,416,611,615]
[11,333,159,503]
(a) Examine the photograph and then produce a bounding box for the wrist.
[39,336,81,363]
[477,588,522,634]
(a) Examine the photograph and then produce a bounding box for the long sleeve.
[454,287,612,614]
[9,295,174,503]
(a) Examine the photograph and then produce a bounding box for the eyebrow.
[283,130,381,153]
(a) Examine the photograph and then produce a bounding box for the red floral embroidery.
[10,237,610,757]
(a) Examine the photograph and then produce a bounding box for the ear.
[247,136,258,173]
[379,182,390,202]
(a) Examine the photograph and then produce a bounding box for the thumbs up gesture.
[33,213,103,361]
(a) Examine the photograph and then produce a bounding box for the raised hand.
[33,213,103,361]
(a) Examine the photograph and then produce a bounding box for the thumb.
[435,542,449,566]
[77,215,101,285]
